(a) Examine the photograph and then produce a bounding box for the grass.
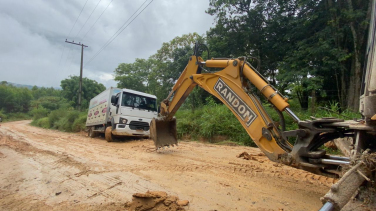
[176,99,256,146]
[30,108,88,133]
[175,98,361,147]
[0,111,31,122]
[214,140,241,146]
[31,117,51,128]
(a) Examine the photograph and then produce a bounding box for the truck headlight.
[119,117,127,124]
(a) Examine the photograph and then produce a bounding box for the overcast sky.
[0,0,215,88]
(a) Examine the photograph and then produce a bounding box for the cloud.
[0,0,214,88]
[99,72,114,82]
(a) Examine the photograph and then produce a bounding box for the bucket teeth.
[150,117,178,148]
[156,144,176,150]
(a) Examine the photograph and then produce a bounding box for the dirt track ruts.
[0,120,333,210]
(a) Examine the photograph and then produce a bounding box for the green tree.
[0,83,33,113]
[60,76,106,109]
[0,84,16,112]
[206,0,292,84]
[206,0,370,110]
[114,33,208,106]
[149,33,205,102]
[31,96,69,111]
[114,58,153,93]
[277,0,370,110]
[16,87,33,112]
[31,86,61,100]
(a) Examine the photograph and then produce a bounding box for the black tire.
[105,126,114,142]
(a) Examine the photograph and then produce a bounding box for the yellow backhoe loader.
[150,3,376,210]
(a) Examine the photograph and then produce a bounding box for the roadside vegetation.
[31,109,88,132]
[28,76,105,132]
[176,97,361,146]
[0,77,105,133]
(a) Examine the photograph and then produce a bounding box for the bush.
[30,107,49,120]
[175,109,201,139]
[0,109,7,120]
[176,100,255,146]
[30,118,38,126]
[48,109,63,129]
[0,109,31,122]
[175,98,362,147]
[54,117,68,131]
[37,117,50,128]
[5,112,31,122]
[72,113,87,132]
[53,110,79,132]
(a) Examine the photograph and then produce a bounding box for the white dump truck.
[86,87,158,142]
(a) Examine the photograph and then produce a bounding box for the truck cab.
[110,88,158,137]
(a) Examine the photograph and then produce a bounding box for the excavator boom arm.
[151,56,293,161]
[158,56,202,120]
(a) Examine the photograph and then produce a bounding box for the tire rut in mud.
[0,132,97,176]
[0,128,336,189]
[124,148,337,188]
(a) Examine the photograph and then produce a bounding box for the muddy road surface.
[0,120,335,210]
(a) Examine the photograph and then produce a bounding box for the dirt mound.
[236,151,337,187]
[237,151,264,161]
[124,191,188,211]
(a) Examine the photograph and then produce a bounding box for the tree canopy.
[114,33,209,106]
[60,76,106,109]
[0,82,32,113]
[206,0,370,110]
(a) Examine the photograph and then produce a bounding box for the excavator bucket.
[150,117,178,148]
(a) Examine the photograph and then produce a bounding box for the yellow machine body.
[151,56,291,161]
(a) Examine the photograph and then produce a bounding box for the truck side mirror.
[111,95,117,105]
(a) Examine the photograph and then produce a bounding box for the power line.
[85,0,149,66]
[63,45,75,68]
[84,0,154,67]
[59,44,67,66]
[75,0,103,40]
[81,0,114,41]
[59,0,90,65]
[68,0,90,37]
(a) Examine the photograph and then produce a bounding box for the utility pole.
[65,39,88,111]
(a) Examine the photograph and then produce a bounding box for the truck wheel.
[105,126,114,142]
[88,127,98,138]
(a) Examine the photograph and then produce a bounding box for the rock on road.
[0,120,334,210]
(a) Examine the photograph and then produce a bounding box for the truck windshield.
[121,92,157,111]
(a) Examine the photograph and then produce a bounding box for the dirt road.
[0,120,335,210]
